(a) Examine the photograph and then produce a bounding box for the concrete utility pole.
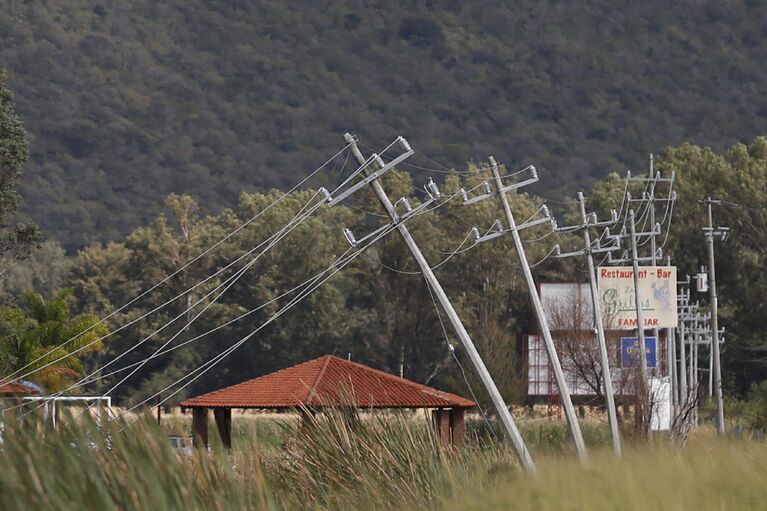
[555,192,621,456]
[628,210,650,430]
[578,194,621,456]
[702,197,726,434]
[343,134,536,473]
[647,156,661,375]
[488,157,588,463]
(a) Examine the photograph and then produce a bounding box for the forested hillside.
[3,1,767,248]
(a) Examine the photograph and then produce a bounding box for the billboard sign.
[621,336,657,368]
[597,266,677,330]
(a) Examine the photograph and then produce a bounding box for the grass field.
[0,408,764,510]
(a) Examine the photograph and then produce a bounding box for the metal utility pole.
[343,134,536,473]
[702,197,726,434]
[628,210,650,429]
[488,157,588,462]
[669,326,677,409]
[676,286,689,405]
[677,304,687,402]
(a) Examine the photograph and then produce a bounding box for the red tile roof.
[0,379,40,395]
[181,355,475,409]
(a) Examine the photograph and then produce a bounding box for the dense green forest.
[2,1,767,248]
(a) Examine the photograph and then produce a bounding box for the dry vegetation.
[1,406,763,510]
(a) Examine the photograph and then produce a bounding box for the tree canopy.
[0,70,39,259]
[2,1,767,249]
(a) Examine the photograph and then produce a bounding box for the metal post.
[693,342,699,426]
[688,319,695,394]
[666,255,675,409]
[577,192,621,456]
[678,304,688,403]
[708,336,713,399]
[628,210,649,431]
[669,326,677,409]
[344,134,536,473]
[489,157,588,462]
[705,198,725,434]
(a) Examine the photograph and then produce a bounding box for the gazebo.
[181,355,475,448]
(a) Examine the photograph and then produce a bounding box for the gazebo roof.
[0,379,40,395]
[181,355,475,409]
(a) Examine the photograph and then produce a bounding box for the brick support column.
[449,408,466,448]
[213,408,232,449]
[192,407,209,449]
[432,409,450,448]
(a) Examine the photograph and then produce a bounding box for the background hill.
[2,0,767,249]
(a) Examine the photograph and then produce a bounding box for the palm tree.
[0,289,108,393]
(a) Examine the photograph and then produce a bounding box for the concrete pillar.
[432,409,450,448]
[449,408,466,448]
[213,408,232,449]
[192,407,209,449]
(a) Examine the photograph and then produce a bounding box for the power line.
[0,142,352,387]
[76,270,329,388]
[109,170,467,428]
[363,229,477,275]
[17,192,329,419]
[421,273,498,440]
[113,197,439,428]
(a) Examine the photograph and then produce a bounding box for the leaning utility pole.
[628,209,650,431]
[487,157,588,462]
[555,192,621,456]
[342,134,536,473]
[701,197,727,434]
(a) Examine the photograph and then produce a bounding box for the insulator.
[343,228,358,247]
[426,178,441,198]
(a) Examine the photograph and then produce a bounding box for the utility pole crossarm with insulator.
[553,191,622,456]
[334,133,537,474]
[699,197,728,435]
[463,156,589,463]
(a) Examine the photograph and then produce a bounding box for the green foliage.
[0,240,72,304]
[582,136,767,397]
[0,70,39,258]
[63,167,575,406]
[0,289,109,391]
[743,381,767,432]
[3,2,767,248]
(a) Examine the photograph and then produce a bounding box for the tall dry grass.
[0,407,764,510]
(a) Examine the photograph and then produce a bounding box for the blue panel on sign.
[621,337,657,368]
